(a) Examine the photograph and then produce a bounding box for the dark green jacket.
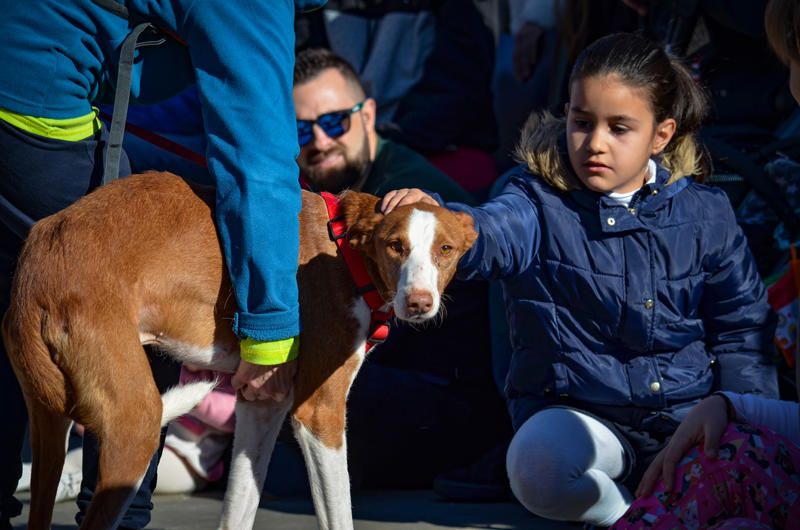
[360,137,475,204]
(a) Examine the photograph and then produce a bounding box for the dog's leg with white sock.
[293,417,354,530]
[217,394,293,530]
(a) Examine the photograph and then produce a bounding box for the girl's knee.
[506,433,574,517]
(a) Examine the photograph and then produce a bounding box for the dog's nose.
[406,290,433,315]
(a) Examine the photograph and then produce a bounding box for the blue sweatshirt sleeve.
[702,192,778,398]
[445,178,541,281]
[180,1,301,341]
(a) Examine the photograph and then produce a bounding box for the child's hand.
[636,394,730,498]
[381,188,437,214]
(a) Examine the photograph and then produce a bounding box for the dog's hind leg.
[75,335,163,530]
[25,398,71,530]
[218,395,293,530]
[79,395,162,530]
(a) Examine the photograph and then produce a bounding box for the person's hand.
[636,394,730,498]
[621,0,648,17]
[512,22,545,82]
[380,188,438,214]
[232,359,298,402]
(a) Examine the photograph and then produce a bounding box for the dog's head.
[341,192,477,322]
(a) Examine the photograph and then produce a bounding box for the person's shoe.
[433,441,512,502]
[54,469,82,503]
[14,462,31,493]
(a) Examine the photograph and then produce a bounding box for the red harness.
[320,192,392,353]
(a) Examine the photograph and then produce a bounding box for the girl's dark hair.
[765,0,800,65]
[569,33,709,181]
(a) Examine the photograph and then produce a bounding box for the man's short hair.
[294,48,366,97]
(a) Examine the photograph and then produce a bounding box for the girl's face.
[566,75,676,194]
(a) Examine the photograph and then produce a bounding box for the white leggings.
[506,407,633,526]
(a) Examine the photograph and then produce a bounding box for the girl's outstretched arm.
[381,177,542,280]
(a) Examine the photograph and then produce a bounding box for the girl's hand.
[381,188,437,214]
[636,394,730,498]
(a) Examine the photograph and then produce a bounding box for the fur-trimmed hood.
[512,112,701,191]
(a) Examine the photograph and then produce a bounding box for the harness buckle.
[327,216,347,242]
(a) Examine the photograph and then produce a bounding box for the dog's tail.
[2,304,69,413]
[160,379,218,427]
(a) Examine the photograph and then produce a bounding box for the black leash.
[91,0,166,184]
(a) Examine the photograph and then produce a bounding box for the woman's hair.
[568,33,709,182]
[765,0,800,65]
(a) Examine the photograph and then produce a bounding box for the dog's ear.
[340,192,383,254]
[454,211,478,250]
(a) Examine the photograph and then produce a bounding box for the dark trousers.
[0,118,175,528]
[265,360,511,496]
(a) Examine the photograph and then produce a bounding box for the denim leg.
[75,352,181,529]
[0,226,26,528]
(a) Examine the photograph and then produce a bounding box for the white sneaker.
[54,469,82,503]
[14,462,31,493]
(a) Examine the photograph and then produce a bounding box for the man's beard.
[302,138,371,193]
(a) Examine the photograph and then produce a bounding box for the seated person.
[379,33,778,526]
[294,0,499,199]
[612,3,800,527]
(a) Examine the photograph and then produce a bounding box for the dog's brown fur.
[2,171,476,529]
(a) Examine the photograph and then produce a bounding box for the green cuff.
[240,336,300,365]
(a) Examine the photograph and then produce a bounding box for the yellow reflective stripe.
[0,107,101,141]
[239,336,300,365]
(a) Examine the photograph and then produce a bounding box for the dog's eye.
[440,245,452,255]
[389,241,404,254]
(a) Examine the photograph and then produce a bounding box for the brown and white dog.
[2,171,476,530]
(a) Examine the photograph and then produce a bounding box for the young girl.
[610,2,800,528]
[381,32,778,526]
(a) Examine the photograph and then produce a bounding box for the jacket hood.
[513,112,700,192]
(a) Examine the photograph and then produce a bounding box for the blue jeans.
[0,118,173,529]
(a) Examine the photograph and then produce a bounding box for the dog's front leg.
[217,394,293,530]
[292,415,353,530]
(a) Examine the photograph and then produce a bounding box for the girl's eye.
[440,245,452,255]
[389,241,404,254]
[611,126,629,135]
[573,119,591,129]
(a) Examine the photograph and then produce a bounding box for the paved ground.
[14,489,581,529]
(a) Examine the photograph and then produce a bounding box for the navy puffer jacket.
[445,115,778,431]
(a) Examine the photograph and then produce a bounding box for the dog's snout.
[406,290,433,316]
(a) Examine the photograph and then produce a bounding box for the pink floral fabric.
[612,423,800,530]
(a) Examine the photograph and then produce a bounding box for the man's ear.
[340,191,382,253]
[361,98,377,134]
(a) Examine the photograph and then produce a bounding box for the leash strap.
[98,111,207,168]
[320,192,392,351]
[103,22,166,185]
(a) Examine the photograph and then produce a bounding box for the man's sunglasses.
[297,101,364,147]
